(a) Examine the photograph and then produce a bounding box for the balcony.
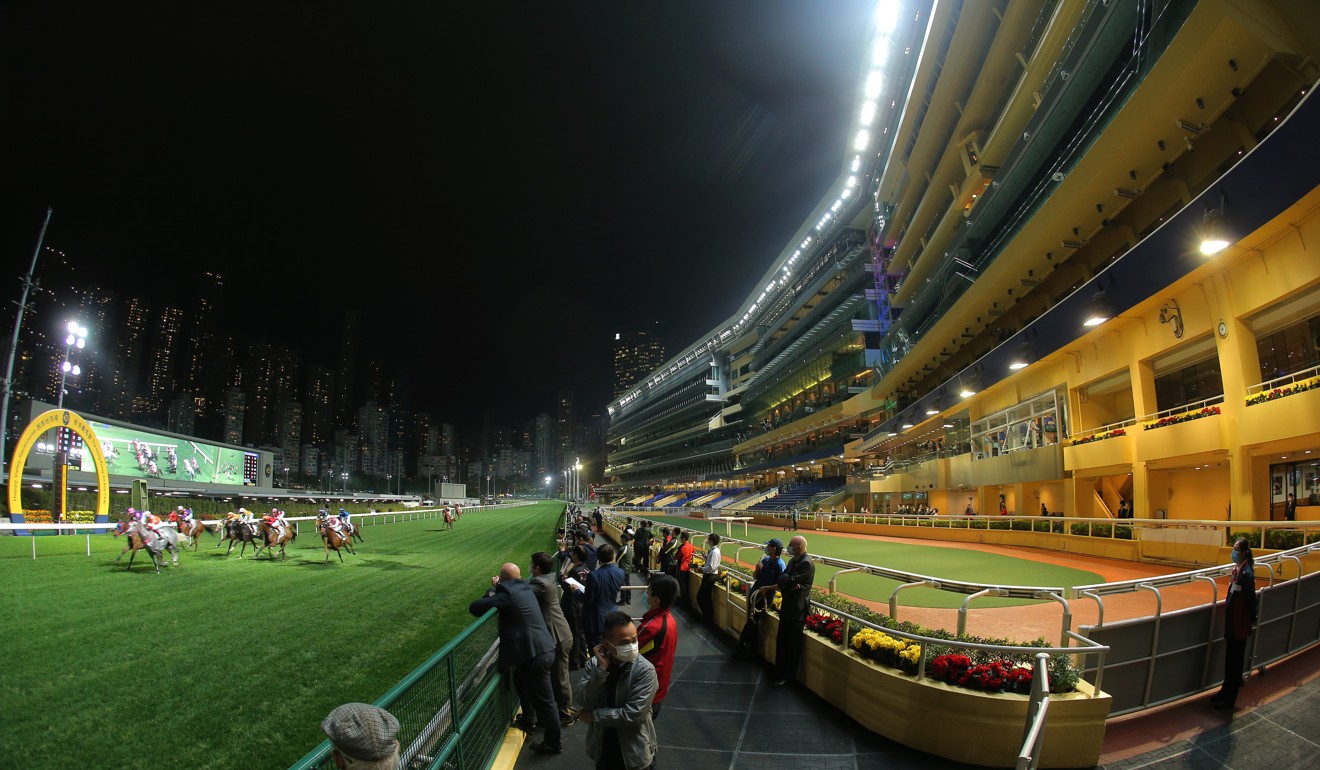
[1064,422,1135,473]
[1239,366,1320,447]
[1134,397,1224,462]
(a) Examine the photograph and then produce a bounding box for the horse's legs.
[126,548,136,571]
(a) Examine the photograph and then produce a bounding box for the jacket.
[637,607,676,704]
[777,553,816,621]
[574,655,658,770]
[1226,562,1258,641]
[582,562,626,634]
[468,578,554,669]
[529,571,573,645]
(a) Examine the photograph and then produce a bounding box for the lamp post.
[544,475,552,500]
[341,471,349,492]
[56,321,88,410]
[574,458,582,501]
[562,468,569,502]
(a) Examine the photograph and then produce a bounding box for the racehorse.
[254,519,296,561]
[112,519,180,574]
[346,521,364,543]
[217,519,262,558]
[316,518,355,563]
[169,513,217,551]
[443,509,455,530]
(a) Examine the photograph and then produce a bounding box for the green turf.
[0,502,565,770]
[643,515,1103,609]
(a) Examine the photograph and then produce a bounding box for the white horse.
[114,519,180,574]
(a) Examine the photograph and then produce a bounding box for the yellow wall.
[1153,467,1232,519]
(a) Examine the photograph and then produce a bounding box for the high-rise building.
[184,271,226,418]
[334,311,360,429]
[222,387,245,446]
[144,305,185,416]
[612,325,667,398]
[304,365,335,449]
[357,401,390,478]
[117,297,151,420]
[534,413,554,475]
[277,401,303,480]
[557,389,575,468]
[440,423,456,456]
[167,394,196,435]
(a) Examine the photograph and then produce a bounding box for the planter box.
[1064,432,1134,472]
[714,585,1109,768]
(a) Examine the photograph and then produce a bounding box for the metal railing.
[288,609,516,770]
[1017,653,1053,770]
[1246,362,1320,395]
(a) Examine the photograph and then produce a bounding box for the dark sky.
[1,2,872,430]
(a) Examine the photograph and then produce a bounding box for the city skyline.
[0,2,873,456]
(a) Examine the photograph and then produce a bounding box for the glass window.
[1153,358,1224,411]
[1256,315,1320,382]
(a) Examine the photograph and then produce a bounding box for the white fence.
[0,501,535,559]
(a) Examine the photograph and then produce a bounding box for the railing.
[288,609,516,770]
[1016,653,1053,770]
[1245,362,1320,395]
[1,502,533,559]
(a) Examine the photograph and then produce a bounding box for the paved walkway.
[510,533,1320,770]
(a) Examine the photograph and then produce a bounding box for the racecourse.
[0,501,565,770]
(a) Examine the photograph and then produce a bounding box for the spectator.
[616,533,635,601]
[1285,493,1296,522]
[560,545,592,668]
[636,574,679,720]
[696,533,722,625]
[583,543,626,651]
[468,563,562,754]
[575,529,598,571]
[734,539,786,660]
[320,702,401,770]
[530,551,577,727]
[575,611,659,770]
[676,532,695,604]
[1211,537,1258,710]
[592,508,604,533]
[771,536,816,686]
[657,528,676,578]
[634,521,653,576]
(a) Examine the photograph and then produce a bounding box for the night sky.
[1,2,873,430]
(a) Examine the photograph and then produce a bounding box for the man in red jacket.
[676,532,695,604]
[636,573,679,720]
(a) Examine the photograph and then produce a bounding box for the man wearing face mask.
[636,574,679,720]
[771,535,815,686]
[1211,537,1258,710]
[576,610,659,770]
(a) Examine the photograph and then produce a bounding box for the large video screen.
[73,421,261,486]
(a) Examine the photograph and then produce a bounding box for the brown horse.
[218,519,262,558]
[317,518,355,563]
[169,513,216,551]
[254,519,296,561]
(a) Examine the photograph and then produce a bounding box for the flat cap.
[322,702,400,761]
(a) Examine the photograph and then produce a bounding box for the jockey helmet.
[340,508,348,514]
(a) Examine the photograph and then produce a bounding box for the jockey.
[239,507,253,523]
[141,509,163,537]
[338,508,351,528]
[264,508,286,538]
[180,507,194,524]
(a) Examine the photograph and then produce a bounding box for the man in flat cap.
[321,702,400,769]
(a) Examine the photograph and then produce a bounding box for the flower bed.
[1143,404,1220,430]
[1071,427,1126,446]
[1245,376,1319,406]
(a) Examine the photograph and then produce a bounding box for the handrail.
[1016,653,1053,770]
[1246,362,1320,394]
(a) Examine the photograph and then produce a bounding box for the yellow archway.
[7,409,110,520]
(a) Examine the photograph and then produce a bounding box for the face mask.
[1231,550,1242,563]
[611,641,639,663]
[642,590,651,607]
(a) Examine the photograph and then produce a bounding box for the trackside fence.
[288,608,517,770]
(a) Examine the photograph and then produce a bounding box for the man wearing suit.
[469,562,563,754]
[582,543,626,652]
[529,551,577,727]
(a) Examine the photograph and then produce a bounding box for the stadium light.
[56,321,89,409]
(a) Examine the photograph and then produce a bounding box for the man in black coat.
[771,535,816,686]
[469,562,563,754]
[582,543,626,651]
[634,521,653,576]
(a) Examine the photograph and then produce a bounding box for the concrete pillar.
[1132,461,1152,519]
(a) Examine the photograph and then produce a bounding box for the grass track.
[0,501,564,770]
[644,515,1103,609]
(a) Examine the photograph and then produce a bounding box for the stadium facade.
[604,0,1320,523]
